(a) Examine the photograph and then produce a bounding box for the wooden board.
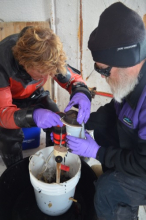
[0,22,52,97]
[143,14,146,29]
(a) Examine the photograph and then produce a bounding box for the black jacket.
[86,61,146,177]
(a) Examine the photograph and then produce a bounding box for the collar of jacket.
[125,60,146,109]
[14,58,32,81]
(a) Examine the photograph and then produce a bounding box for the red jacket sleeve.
[0,87,20,129]
[53,65,91,100]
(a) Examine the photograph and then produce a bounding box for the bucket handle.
[29,152,46,163]
[29,150,54,175]
[29,152,48,174]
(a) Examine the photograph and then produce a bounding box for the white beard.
[106,69,139,103]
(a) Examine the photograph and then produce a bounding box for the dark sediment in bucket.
[38,168,71,183]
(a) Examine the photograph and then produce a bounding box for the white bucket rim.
[29,148,81,186]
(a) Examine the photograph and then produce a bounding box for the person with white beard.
[66,2,146,220]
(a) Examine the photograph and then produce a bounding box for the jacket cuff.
[96,146,106,164]
[14,107,37,128]
[26,108,37,126]
[70,85,92,101]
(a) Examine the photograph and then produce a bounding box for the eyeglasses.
[94,63,112,77]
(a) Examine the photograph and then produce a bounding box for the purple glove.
[64,93,91,124]
[66,131,100,158]
[33,108,63,129]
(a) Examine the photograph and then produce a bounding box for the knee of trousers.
[0,128,24,153]
[94,172,116,211]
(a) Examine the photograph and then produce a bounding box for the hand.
[33,108,63,129]
[64,93,91,124]
[66,131,100,158]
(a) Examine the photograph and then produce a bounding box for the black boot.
[1,143,23,168]
[0,127,24,168]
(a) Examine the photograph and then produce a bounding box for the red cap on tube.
[61,164,70,172]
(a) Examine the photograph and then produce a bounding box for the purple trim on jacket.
[114,86,146,141]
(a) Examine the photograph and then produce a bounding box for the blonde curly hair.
[12,26,67,76]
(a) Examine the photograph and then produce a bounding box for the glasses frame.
[94,63,112,77]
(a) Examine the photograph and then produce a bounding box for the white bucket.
[29,147,81,216]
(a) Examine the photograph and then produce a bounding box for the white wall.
[0,0,146,112]
[0,0,51,21]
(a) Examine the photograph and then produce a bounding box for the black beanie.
[88,2,146,67]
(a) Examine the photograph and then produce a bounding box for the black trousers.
[86,103,146,220]
[0,90,59,168]
[94,170,146,220]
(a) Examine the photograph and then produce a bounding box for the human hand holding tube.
[33,108,63,129]
[66,131,100,158]
[64,93,91,124]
